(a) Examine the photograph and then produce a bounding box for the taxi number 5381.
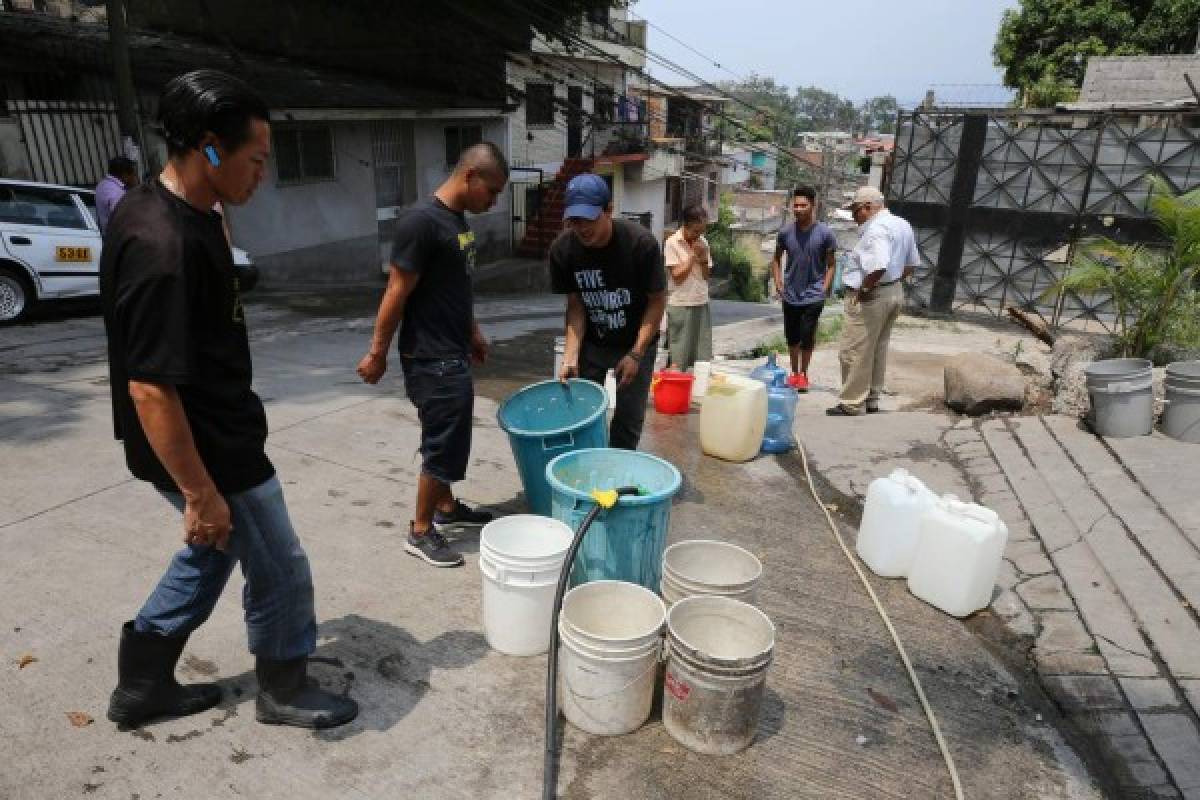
[55,246,92,262]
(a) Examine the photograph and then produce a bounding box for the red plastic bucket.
[653,370,695,415]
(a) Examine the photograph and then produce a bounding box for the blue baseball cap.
[563,173,611,220]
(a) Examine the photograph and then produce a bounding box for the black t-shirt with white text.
[390,197,477,359]
[549,219,666,350]
[100,181,273,494]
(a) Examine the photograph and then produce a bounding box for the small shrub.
[1045,177,1200,362]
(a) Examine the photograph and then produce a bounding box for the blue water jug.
[762,372,798,454]
[750,351,788,388]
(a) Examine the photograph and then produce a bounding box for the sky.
[630,0,1019,106]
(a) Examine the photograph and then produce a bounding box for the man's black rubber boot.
[107,621,222,729]
[255,657,359,729]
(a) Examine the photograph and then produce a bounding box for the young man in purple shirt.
[94,156,139,232]
[770,186,837,391]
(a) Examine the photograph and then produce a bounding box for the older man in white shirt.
[827,186,919,416]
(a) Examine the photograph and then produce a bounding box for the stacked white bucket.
[558,581,666,735]
[856,468,1010,617]
[660,540,763,607]
[657,539,773,755]
[479,515,574,657]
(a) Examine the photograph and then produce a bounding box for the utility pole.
[106,0,142,172]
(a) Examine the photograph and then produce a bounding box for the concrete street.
[0,288,1181,799]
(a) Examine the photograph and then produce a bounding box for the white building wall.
[228,121,378,285]
[617,164,667,243]
[722,145,751,186]
[506,57,628,172]
[410,116,512,262]
[228,114,513,285]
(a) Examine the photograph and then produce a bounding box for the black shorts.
[783,301,825,349]
[402,356,474,484]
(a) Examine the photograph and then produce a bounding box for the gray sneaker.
[404,524,464,568]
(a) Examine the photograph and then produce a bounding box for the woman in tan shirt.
[663,204,713,370]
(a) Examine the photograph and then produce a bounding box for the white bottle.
[692,361,712,404]
[907,495,1010,618]
[856,468,938,578]
[604,371,618,410]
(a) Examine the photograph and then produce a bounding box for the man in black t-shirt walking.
[551,174,667,449]
[357,143,509,568]
[100,70,356,731]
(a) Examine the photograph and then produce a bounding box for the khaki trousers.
[838,281,904,410]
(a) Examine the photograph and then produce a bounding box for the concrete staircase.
[515,157,593,258]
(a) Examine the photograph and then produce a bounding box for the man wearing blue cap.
[551,173,667,449]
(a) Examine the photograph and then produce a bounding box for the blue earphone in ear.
[204,145,221,167]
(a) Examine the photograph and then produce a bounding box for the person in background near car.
[663,204,712,371]
[552,173,667,449]
[100,70,357,731]
[357,143,508,568]
[827,185,917,417]
[95,156,139,233]
[770,186,837,392]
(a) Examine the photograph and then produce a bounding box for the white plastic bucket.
[663,596,775,755]
[558,581,667,735]
[478,516,574,657]
[660,540,763,607]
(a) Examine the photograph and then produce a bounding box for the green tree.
[860,95,898,134]
[794,86,858,132]
[716,74,799,146]
[994,0,1200,94]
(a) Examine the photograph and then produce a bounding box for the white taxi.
[0,178,254,323]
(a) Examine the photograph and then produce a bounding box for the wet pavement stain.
[211,707,238,727]
[130,730,155,742]
[181,654,218,676]
[165,730,205,744]
[230,747,255,764]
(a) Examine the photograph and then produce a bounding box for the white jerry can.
[855,468,938,578]
[907,495,1009,618]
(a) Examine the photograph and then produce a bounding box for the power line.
[625,9,751,85]
[495,0,806,169]
[508,53,778,176]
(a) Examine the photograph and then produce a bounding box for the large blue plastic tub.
[497,379,609,516]
[546,448,682,590]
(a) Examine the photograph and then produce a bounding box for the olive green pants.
[666,303,713,371]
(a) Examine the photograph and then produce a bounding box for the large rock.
[944,353,1026,415]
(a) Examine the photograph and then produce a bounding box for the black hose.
[542,486,641,800]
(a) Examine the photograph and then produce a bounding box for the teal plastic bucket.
[546,448,683,590]
[498,379,609,516]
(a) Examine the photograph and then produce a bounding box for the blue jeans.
[134,476,317,661]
